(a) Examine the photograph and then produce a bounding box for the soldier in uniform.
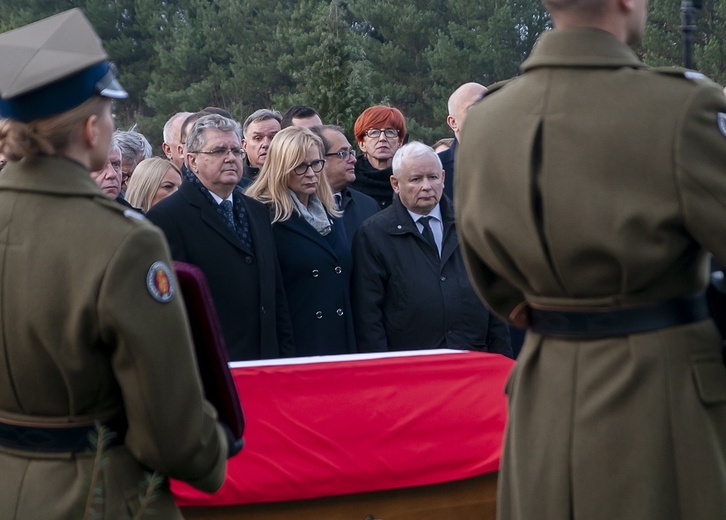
[455,0,726,517]
[0,10,233,518]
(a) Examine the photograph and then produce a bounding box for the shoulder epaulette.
[652,66,709,81]
[484,78,516,95]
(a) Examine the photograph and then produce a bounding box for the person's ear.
[446,115,458,134]
[187,152,198,173]
[83,114,100,148]
[390,174,400,193]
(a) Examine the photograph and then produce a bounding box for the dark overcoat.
[456,28,726,520]
[352,195,511,355]
[273,212,356,356]
[147,180,295,360]
[340,187,379,246]
[437,138,457,200]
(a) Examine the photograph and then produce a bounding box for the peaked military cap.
[0,8,127,122]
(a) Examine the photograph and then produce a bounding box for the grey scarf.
[289,190,332,236]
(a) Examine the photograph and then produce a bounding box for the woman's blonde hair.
[246,126,340,223]
[0,97,109,161]
[125,157,181,212]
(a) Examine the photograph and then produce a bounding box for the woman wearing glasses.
[125,157,182,213]
[247,127,356,356]
[350,105,407,209]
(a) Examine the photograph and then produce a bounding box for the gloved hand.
[220,421,244,458]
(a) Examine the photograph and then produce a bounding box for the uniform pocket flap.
[692,360,726,405]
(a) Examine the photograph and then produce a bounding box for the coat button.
[261,306,266,314]
[336,308,344,316]
[334,266,342,274]
[312,270,319,278]
[245,256,253,264]
[316,311,323,319]
[440,276,446,282]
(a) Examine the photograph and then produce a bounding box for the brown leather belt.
[0,415,126,453]
[525,292,709,338]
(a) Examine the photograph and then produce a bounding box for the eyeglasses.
[324,149,356,160]
[293,159,326,176]
[189,146,244,158]
[364,128,399,139]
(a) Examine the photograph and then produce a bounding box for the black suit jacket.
[147,180,295,360]
[340,187,379,246]
[437,138,457,200]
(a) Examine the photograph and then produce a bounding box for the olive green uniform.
[456,28,726,520]
[0,156,227,518]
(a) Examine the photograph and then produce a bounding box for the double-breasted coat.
[352,195,511,355]
[456,28,726,520]
[147,180,295,360]
[272,212,356,356]
[0,156,227,519]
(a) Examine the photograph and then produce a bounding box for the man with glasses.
[147,114,295,360]
[310,125,379,244]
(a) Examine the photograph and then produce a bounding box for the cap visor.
[99,76,128,99]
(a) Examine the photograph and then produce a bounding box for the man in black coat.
[351,141,512,356]
[310,125,379,245]
[147,114,295,360]
[438,82,487,200]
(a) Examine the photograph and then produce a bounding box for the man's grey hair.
[392,141,442,177]
[242,109,282,139]
[113,127,152,163]
[163,112,193,144]
[187,114,242,152]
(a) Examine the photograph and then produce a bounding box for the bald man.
[437,82,487,199]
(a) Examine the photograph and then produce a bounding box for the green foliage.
[1,0,724,149]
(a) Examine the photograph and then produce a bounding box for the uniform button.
[312,270,319,278]
[245,256,253,264]
[440,276,446,282]
[316,311,323,319]
[334,266,342,274]
[336,308,344,316]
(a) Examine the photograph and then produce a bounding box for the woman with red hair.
[351,105,406,209]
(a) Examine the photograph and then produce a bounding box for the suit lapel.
[180,182,251,254]
[278,213,340,261]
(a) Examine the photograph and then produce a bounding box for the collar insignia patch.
[146,261,175,303]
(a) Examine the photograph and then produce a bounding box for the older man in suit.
[148,114,294,360]
[352,141,511,356]
[455,0,726,516]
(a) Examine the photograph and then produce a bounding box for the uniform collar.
[0,155,104,197]
[522,28,645,72]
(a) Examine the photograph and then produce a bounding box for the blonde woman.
[125,157,182,212]
[247,126,356,355]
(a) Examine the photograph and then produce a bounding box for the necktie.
[334,193,343,211]
[219,200,236,231]
[418,216,438,254]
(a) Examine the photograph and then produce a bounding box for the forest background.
[2,0,724,150]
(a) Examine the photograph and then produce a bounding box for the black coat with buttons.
[351,195,512,356]
[272,211,356,356]
[147,179,296,360]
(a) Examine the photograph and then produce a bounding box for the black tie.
[334,193,343,211]
[219,200,236,231]
[418,216,438,254]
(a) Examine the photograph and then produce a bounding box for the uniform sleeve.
[351,225,390,352]
[97,222,227,492]
[677,82,726,266]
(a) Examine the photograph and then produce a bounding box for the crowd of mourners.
[9,91,516,362]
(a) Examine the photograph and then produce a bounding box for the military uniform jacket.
[0,156,227,519]
[456,29,726,520]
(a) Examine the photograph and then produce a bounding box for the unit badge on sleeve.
[146,261,175,303]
